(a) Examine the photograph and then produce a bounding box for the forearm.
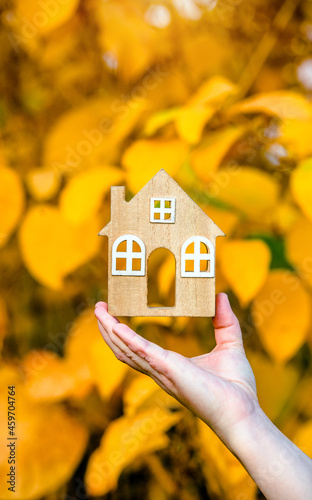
[228,407,312,500]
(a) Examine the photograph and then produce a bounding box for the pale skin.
[94,293,312,500]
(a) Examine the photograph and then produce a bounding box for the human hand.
[94,293,260,449]
[95,294,312,500]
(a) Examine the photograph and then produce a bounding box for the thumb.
[212,293,243,347]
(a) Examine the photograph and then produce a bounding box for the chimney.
[111,186,125,219]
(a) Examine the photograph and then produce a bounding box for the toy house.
[99,169,225,317]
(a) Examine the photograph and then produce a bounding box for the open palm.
[94,293,260,448]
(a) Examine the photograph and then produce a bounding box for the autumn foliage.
[1,0,312,498]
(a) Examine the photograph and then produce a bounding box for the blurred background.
[1,0,312,498]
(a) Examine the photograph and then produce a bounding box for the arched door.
[147,248,176,307]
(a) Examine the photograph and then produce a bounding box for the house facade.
[99,169,225,317]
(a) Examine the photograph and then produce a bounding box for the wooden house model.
[99,169,225,317]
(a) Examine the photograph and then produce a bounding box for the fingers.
[112,322,172,375]
[212,293,243,347]
[112,322,192,396]
[94,303,143,372]
[94,303,171,381]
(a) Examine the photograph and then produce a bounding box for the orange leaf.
[290,158,312,221]
[0,364,88,500]
[26,167,60,201]
[210,166,279,218]
[188,75,238,107]
[175,105,215,144]
[44,98,147,173]
[122,139,187,193]
[19,205,101,290]
[60,166,124,225]
[219,240,271,306]
[85,408,181,496]
[197,418,257,499]
[123,374,181,416]
[251,270,311,363]
[285,216,312,288]
[280,119,312,158]
[87,338,129,399]
[229,91,312,120]
[23,350,91,403]
[65,309,129,399]
[248,352,300,421]
[190,126,245,183]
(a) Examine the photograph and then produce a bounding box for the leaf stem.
[238,0,302,97]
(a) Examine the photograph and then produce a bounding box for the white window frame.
[150,197,176,223]
[112,235,145,276]
[181,236,215,277]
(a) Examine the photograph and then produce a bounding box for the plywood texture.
[99,169,225,317]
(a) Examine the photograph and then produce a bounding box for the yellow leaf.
[65,308,99,360]
[251,270,311,363]
[201,206,239,236]
[0,364,88,500]
[88,339,128,399]
[280,119,312,158]
[26,167,60,201]
[190,126,245,183]
[143,108,180,137]
[197,418,257,499]
[124,374,181,417]
[124,375,160,416]
[85,408,181,496]
[248,352,300,421]
[143,76,237,139]
[290,158,312,221]
[65,309,129,399]
[122,140,188,193]
[24,308,130,403]
[229,91,312,120]
[219,240,271,306]
[15,0,79,36]
[44,97,147,173]
[269,200,299,234]
[60,166,124,225]
[188,75,238,107]
[175,105,215,144]
[0,166,25,248]
[23,350,91,403]
[293,420,312,459]
[285,216,312,288]
[19,205,101,290]
[210,166,279,217]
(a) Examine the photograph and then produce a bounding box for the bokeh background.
[1,0,312,498]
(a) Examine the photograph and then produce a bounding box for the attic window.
[150,198,175,223]
[181,236,215,277]
[112,235,145,276]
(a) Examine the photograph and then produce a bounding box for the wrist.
[225,403,273,458]
[225,404,312,500]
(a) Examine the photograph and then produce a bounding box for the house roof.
[99,169,225,237]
